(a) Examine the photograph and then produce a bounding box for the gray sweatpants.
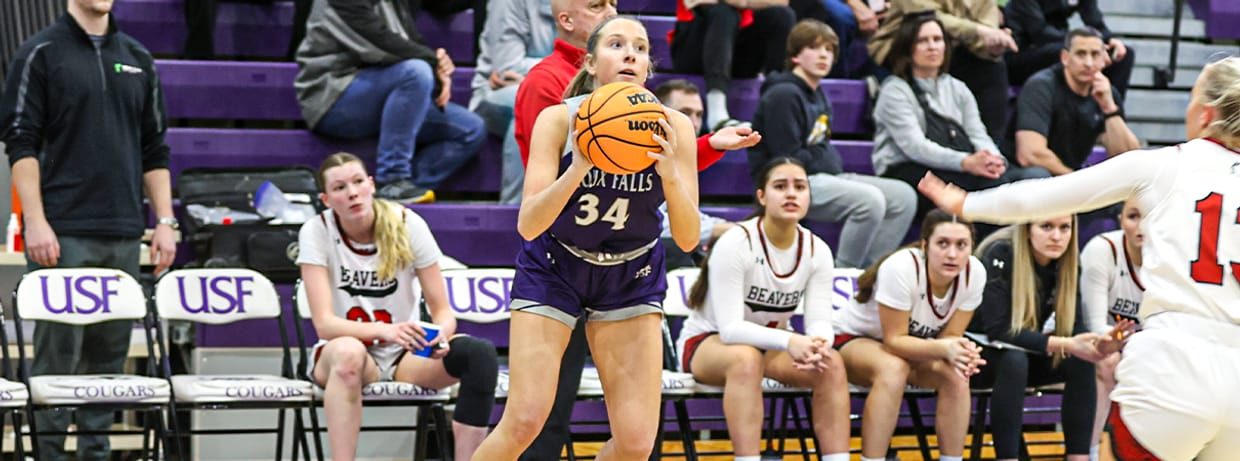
[27,235,141,461]
[806,172,916,269]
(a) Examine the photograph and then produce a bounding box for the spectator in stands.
[869,2,1018,142]
[300,152,499,461]
[1004,27,1139,177]
[670,0,796,131]
[183,0,310,60]
[750,19,915,269]
[834,210,985,461]
[873,14,1048,224]
[788,0,881,78]
[679,157,853,461]
[1077,198,1143,459]
[470,0,555,205]
[295,0,485,204]
[1005,0,1134,98]
[0,1,178,459]
[652,78,765,268]
[969,217,1104,461]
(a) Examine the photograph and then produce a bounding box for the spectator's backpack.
[177,167,323,282]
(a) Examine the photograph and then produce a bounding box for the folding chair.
[12,267,175,460]
[151,268,315,461]
[0,303,31,459]
[290,281,453,461]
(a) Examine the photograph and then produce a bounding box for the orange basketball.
[574,82,666,175]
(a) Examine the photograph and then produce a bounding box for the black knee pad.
[444,336,498,427]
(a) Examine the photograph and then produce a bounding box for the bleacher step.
[1126,38,1240,70]
[1124,89,1192,123]
[1129,66,1201,89]
[1071,14,1206,39]
[1098,0,1187,17]
[1128,121,1189,144]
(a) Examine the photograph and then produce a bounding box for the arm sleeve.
[873,250,917,312]
[1077,0,1113,42]
[875,79,970,171]
[1015,79,1054,137]
[478,0,531,75]
[963,149,1164,223]
[405,210,445,269]
[696,135,725,172]
[976,243,1051,352]
[957,80,1000,155]
[140,52,170,171]
[756,87,832,168]
[802,238,836,342]
[1079,235,1115,334]
[709,230,796,351]
[296,219,330,266]
[959,256,988,312]
[0,42,49,166]
[328,0,437,62]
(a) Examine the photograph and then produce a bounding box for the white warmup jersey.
[1080,230,1145,334]
[296,207,443,366]
[964,139,1240,460]
[964,139,1240,324]
[676,217,835,361]
[836,248,986,339]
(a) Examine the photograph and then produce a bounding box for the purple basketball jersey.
[548,94,665,253]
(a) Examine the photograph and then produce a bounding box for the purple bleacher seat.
[639,16,676,72]
[157,61,475,120]
[165,128,502,194]
[619,0,677,15]
[114,0,474,61]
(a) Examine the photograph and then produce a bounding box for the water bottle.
[186,204,261,225]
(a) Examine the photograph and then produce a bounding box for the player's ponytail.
[1200,56,1240,143]
[372,199,415,281]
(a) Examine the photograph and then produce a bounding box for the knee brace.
[443,336,498,427]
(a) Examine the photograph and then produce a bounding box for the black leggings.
[670,4,795,92]
[973,348,1096,458]
[442,336,499,427]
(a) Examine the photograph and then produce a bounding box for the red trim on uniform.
[681,332,717,374]
[756,216,803,279]
[1122,235,1146,291]
[333,211,377,256]
[1204,137,1240,154]
[1102,234,1119,264]
[832,333,860,349]
[1107,402,1163,460]
[919,252,959,320]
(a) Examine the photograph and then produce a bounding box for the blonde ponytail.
[1200,57,1240,142]
[372,199,415,281]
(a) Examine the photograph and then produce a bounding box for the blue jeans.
[475,84,523,204]
[821,0,856,78]
[316,59,486,189]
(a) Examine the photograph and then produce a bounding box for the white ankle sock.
[1090,444,1100,461]
[861,457,886,461]
[821,453,850,461]
[734,456,760,461]
[707,89,730,129]
[941,456,964,461]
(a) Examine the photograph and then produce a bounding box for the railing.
[1153,0,1186,88]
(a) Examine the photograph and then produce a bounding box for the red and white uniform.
[297,207,443,380]
[962,138,1240,461]
[835,248,985,339]
[676,217,835,370]
[1079,230,1145,334]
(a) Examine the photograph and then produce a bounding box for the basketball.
[573,81,667,175]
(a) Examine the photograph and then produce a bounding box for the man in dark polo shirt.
[1005,27,1139,176]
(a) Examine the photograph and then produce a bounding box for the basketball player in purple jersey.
[471,17,700,461]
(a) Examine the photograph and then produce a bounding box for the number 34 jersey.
[963,138,1240,324]
[549,94,665,254]
[296,206,444,324]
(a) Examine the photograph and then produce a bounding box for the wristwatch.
[157,217,180,230]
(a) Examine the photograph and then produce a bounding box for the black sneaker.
[376,180,435,204]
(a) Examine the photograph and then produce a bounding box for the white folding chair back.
[441,268,515,324]
[16,268,148,324]
[155,268,282,323]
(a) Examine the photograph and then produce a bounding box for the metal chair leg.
[905,395,934,461]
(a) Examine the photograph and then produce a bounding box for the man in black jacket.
[295,0,485,204]
[1005,0,1134,98]
[0,0,178,459]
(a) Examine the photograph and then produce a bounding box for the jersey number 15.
[1190,192,1240,285]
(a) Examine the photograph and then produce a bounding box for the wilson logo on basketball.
[627,119,666,137]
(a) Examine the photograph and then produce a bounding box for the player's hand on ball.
[567,129,592,174]
[648,116,680,179]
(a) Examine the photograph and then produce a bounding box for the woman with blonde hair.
[967,216,1108,461]
[298,152,499,461]
[920,56,1240,460]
